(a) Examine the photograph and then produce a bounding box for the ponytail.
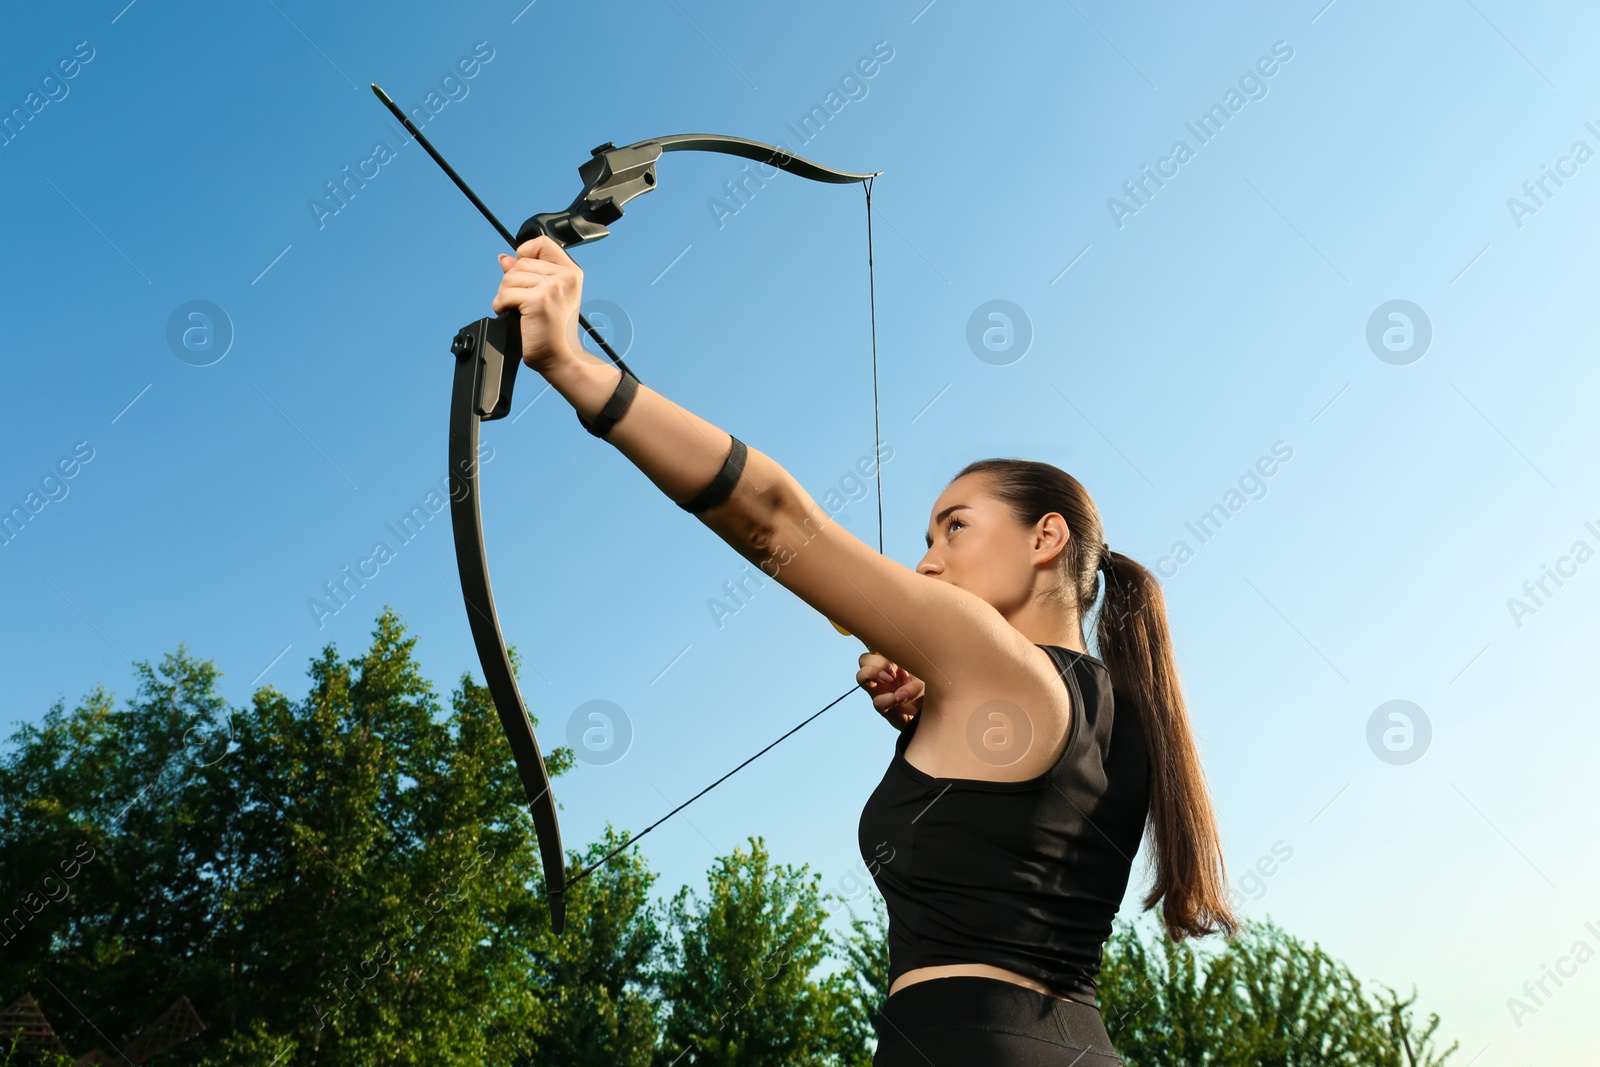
[952,459,1239,942]
[1096,548,1237,941]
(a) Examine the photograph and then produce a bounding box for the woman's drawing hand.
[856,652,925,732]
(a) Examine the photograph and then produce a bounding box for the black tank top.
[857,645,1149,1007]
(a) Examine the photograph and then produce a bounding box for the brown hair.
[953,458,1238,942]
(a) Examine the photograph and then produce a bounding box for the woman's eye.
[947,517,964,534]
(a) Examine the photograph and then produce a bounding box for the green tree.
[3,609,1461,1067]
[0,1028,75,1067]
[226,612,561,1066]
[656,838,849,1066]
[1098,912,1459,1066]
[1374,983,1459,1067]
[0,643,239,1058]
[822,899,889,1067]
[516,829,668,1066]
[0,609,578,1066]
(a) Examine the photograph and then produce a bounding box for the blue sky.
[3,0,1598,1059]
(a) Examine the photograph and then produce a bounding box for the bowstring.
[565,177,885,891]
[567,687,857,887]
[866,176,883,556]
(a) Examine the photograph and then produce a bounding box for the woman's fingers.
[856,655,922,714]
[856,668,896,689]
[489,235,585,370]
[514,234,579,266]
[856,660,901,691]
[857,652,898,679]
[498,252,567,278]
[859,653,922,730]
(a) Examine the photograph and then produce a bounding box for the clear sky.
[3,0,1597,1060]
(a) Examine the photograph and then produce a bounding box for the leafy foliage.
[655,838,850,1067]
[1099,912,1460,1066]
[824,904,890,1067]
[2,609,1457,1066]
[0,610,573,1065]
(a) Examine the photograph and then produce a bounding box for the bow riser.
[518,142,664,248]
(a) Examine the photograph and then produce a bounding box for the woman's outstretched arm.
[492,237,1054,709]
[493,236,800,557]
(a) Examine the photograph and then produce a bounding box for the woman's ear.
[1036,513,1071,563]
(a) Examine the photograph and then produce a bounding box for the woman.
[494,237,1238,1065]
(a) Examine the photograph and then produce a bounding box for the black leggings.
[873,976,1123,1066]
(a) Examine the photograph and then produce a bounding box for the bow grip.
[451,314,523,422]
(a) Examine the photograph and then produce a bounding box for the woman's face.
[916,474,1070,617]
